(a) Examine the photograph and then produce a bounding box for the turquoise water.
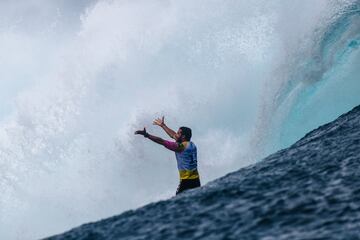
[270,3,360,152]
[0,1,359,239]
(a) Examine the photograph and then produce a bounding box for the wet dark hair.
[180,126,192,141]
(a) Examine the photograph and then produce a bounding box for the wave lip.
[44,104,360,240]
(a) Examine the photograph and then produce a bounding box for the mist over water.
[0,1,359,239]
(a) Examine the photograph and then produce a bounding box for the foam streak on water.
[0,1,359,239]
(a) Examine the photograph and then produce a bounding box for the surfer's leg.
[176,180,186,195]
[176,179,201,195]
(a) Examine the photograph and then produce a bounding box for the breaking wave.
[0,0,359,239]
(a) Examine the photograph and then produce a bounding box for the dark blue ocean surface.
[46,105,360,240]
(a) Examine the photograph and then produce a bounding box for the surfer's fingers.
[153,119,161,125]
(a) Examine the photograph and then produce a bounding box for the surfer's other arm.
[153,116,177,139]
[134,128,184,152]
[134,127,165,145]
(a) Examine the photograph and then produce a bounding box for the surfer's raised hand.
[154,117,177,139]
[153,116,165,127]
[135,127,149,138]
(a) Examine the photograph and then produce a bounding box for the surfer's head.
[176,126,192,143]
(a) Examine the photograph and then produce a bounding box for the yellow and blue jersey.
[164,141,199,180]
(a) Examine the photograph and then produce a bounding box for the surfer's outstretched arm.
[153,116,177,139]
[135,128,165,145]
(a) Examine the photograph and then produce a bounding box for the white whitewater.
[0,1,359,239]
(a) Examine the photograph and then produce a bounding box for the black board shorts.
[176,178,201,195]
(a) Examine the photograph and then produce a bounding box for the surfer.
[135,117,200,195]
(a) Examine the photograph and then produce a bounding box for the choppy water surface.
[0,1,359,239]
[46,105,360,239]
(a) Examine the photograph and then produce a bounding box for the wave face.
[0,1,359,239]
[45,105,360,239]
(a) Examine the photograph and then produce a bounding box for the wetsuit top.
[164,141,199,180]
